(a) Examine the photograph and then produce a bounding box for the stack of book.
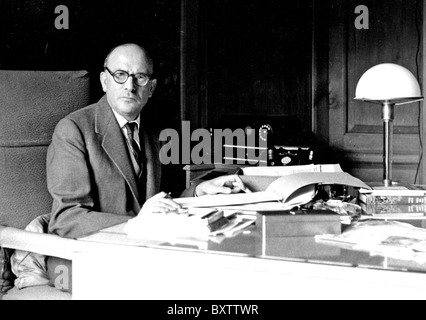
[358,184,426,219]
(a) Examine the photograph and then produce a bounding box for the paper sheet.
[174,191,282,208]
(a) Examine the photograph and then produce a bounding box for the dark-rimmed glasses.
[104,67,153,87]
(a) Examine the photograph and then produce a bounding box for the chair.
[0,70,92,299]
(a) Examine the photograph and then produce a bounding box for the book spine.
[207,216,230,232]
[360,194,426,205]
[360,202,426,215]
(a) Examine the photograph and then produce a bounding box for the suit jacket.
[47,95,164,239]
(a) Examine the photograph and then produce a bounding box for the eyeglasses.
[104,67,153,87]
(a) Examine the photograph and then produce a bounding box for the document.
[316,219,426,261]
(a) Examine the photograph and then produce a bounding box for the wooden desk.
[72,222,426,300]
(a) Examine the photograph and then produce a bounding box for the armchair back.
[0,70,91,229]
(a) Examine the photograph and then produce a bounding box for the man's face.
[100,45,157,121]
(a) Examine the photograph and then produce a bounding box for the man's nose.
[123,76,136,91]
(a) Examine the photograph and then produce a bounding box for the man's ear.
[100,72,107,92]
[148,79,157,97]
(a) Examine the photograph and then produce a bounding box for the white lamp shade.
[355,63,422,102]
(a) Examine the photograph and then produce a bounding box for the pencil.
[234,178,252,193]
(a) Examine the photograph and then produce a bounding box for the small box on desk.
[259,236,341,259]
[256,210,342,237]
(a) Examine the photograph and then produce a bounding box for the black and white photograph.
[1,0,426,304]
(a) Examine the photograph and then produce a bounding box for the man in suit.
[47,43,247,239]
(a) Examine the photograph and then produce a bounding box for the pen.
[241,185,253,193]
[233,179,252,193]
[164,192,188,214]
[239,175,252,193]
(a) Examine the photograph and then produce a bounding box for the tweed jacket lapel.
[95,96,140,206]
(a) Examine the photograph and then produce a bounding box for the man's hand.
[194,175,251,197]
[138,191,182,215]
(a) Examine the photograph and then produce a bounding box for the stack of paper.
[124,208,256,241]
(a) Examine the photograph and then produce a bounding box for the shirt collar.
[112,109,140,131]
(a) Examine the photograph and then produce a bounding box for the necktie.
[124,122,142,177]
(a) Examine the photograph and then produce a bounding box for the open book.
[175,166,371,211]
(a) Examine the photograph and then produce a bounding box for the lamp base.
[367,180,404,189]
[382,180,401,188]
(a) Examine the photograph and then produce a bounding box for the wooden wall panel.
[327,0,423,184]
[198,0,314,130]
[347,0,422,134]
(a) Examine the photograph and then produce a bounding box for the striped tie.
[124,122,142,176]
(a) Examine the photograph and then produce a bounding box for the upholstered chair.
[0,70,91,300]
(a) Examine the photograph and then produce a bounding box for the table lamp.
[354,63,423,187]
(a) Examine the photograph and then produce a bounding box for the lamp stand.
[382,101,394,187]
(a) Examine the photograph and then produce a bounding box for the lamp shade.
[355,63,422,103]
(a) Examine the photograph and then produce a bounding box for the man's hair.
[103,43,154,74]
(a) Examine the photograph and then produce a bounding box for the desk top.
[78,219,426,275]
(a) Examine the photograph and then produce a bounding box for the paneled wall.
[324,0,424,184]
[183,0,314,131]
[183,0,426,184]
